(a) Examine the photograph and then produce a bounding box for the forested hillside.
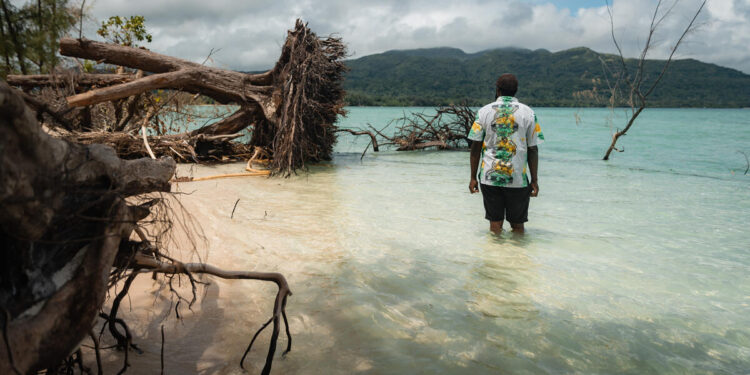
[344,47,750,107]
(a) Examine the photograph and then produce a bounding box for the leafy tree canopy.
[96,15,152,47]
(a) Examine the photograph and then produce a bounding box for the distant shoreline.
[190,103,748,109]
[342,104,749,109]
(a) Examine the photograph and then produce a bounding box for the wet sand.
[88,162,364,374]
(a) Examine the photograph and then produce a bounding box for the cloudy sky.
[85,0,750,74]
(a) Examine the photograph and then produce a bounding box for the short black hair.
[496,74,518,97]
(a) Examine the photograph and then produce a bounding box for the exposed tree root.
[132,253,293,375]
[0,81,294,374]
[89,329,103,375]
[160,325,165,375]
[106,273,140,351]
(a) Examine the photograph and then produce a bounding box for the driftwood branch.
[335,128,379,151]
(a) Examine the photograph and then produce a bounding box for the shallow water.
[95,107,750,374]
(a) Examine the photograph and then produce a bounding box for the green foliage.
[97,15,152,47]
[344,47,750,108]
[0,0,77,76]
[81,59,94,73]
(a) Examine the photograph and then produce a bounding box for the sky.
[83,0,750,74]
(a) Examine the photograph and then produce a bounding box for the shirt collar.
[496,96,518,103]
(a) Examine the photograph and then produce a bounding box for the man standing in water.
[468,74,544,234]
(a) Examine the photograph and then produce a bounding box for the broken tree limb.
[67,70,191,107]
[6,73,135,88]
[188,106,258,137]
[335,128,379,152]
[142,126,156,159]
[399,140,448,151]
[172,171,270,183]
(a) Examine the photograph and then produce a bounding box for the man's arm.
[527,145,539,197]
[469,140,482,193]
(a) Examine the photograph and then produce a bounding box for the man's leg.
[490,220,504,234]
[480,184,505,234]
[502,186,530,234]
[509,222,524,233]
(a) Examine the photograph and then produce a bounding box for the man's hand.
[529,181,539,197]
[469,179,479,194]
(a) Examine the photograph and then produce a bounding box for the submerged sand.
[87,162,370,374]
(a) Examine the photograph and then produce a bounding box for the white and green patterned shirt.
[468,96,544,188]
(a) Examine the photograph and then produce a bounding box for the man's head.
[496,74,518,97]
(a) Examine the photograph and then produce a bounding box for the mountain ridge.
[343,46,750,107]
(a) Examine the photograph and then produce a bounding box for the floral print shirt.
[468,96,544,188]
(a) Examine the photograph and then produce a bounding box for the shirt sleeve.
[467,109,485,142]
[527,112,544,147]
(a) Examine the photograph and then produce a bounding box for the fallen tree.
[6,19,347,175]
[0,81,292,374]
[376,104,475,151]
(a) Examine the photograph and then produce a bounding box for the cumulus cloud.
[84,0,750,73]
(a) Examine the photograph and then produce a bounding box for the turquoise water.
[320,107,750,374]
[111,107,750,374]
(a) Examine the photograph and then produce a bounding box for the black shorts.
[479,184,530,223]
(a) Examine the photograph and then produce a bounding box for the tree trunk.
[0,0,27,74]
[57,38,278,120]
[0,17,11,75]
[6,72,136,88]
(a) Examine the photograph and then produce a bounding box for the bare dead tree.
[602,0,706,160]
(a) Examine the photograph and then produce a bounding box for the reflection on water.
[470,235,539,320]
[89,107,749,374]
